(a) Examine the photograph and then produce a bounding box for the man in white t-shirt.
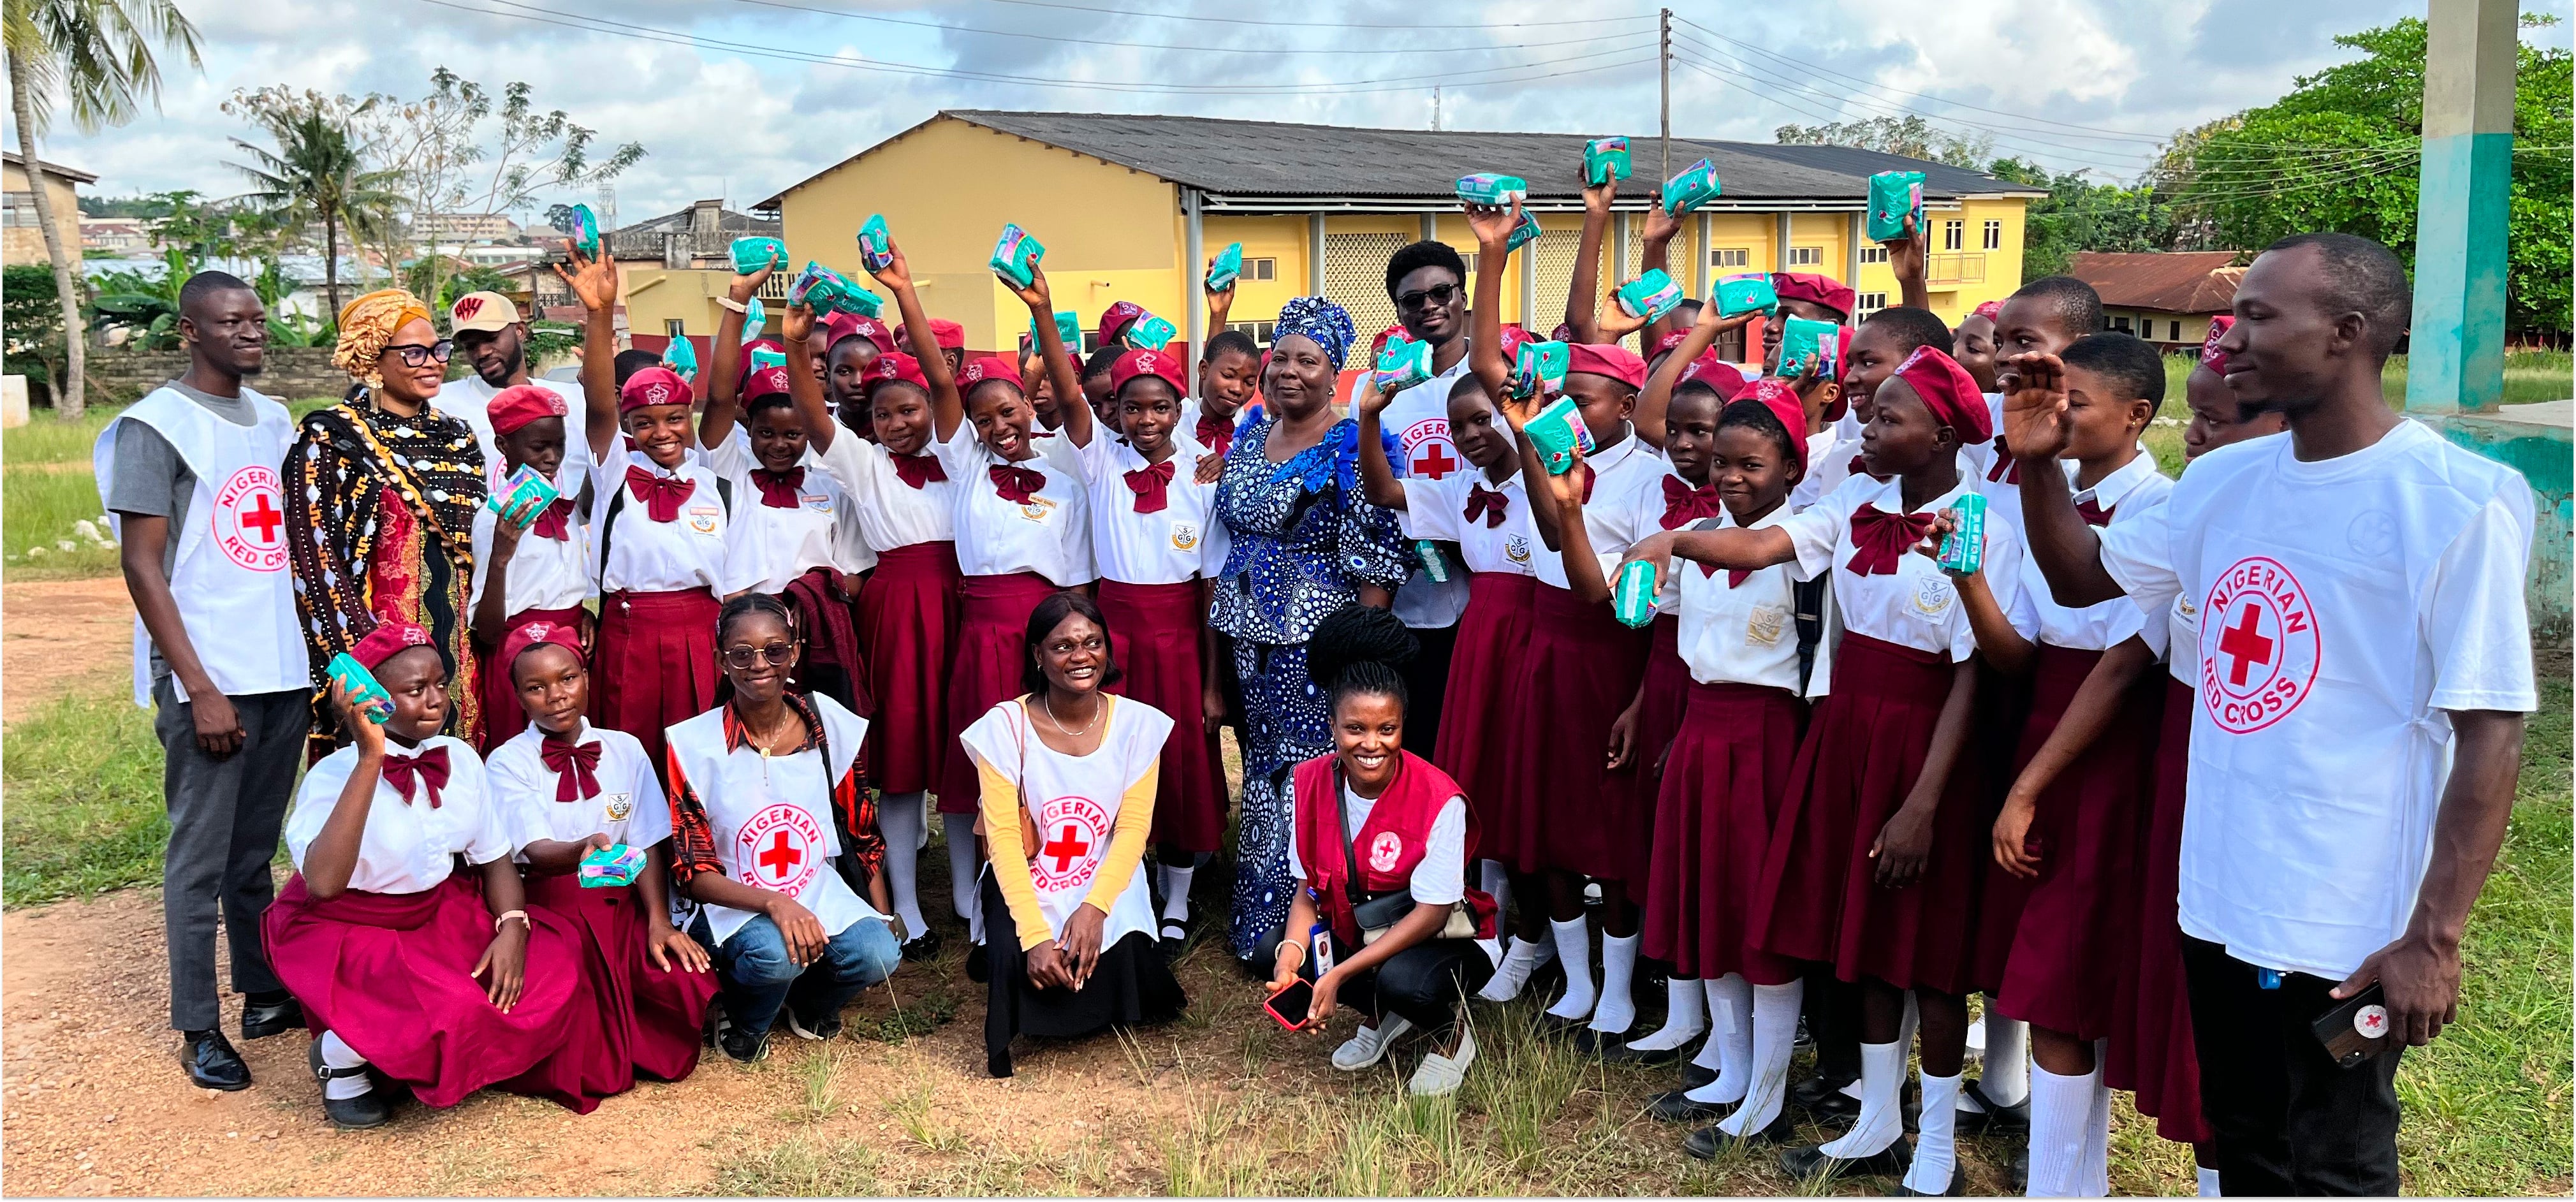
[437,291,589,491]
[2002,233,2536,1196]
[1378,240,1477,751]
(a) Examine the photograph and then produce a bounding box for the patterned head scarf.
[1272,296,1357,371]
[333,289,435,390]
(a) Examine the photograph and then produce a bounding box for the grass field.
[2155,350,2573,421]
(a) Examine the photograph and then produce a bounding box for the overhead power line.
[724,0,1655,55]
[963,0,1660,30]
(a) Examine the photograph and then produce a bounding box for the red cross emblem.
[1401,418,1458,480]
[210,465,289,572]
[736,802,824,896]
[2355,1004,2389,1039]
[2200,555,2320,734]
[1029,796,1109,891]
[1042,824,1090,873]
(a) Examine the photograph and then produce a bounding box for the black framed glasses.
[386,340,455,367]
[1394,282,1461,312]
[721,641,798,668]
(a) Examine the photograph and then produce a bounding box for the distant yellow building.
[4,152,96,267]
[755,111,2044,360]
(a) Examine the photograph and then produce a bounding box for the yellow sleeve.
[977,758,1056,953]
[1081,752,1160,918]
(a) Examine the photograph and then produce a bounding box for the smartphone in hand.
[1264,979,1315,1031]
[2312,981,2392,1068]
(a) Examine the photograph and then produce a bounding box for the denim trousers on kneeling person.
[690,909,900,1037]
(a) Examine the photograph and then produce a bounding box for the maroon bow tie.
[529,497,574,541]
[1987,437,2022,485]
[1846,503,1937,576]
[752,467,805,509]
[381,746,451,809]
[1660,474,1725,530]
[1576,463,1598,505]
[988,464,1046,505]
[624,465,696,523]
[539,736,603,802]
[2075,497,2114,527]
[891,453,947,490]
[1125,459,1176,513]
[1462,483,1511,528]
[1194,413,1234,458]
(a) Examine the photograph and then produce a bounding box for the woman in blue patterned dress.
[1210,297,1411,962]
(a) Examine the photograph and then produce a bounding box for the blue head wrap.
[1272,295,1357,371]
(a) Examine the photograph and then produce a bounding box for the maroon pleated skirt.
[1098,578,1226,853]
[476,605,590,754]
[1643,681,1805,985]
[2105,677,2211,1143]
[594,589,721,779]
[524,872,715,1094]
[1751,633,1988,994]
[1995,645,2163,1036]
[939,572,1072,813]
[1489,582,1652,879]
[261,873,596,1111]
[1625,615,1693,884]
[860,542,962,796]
[1969,648,2093,995]
[1433,573,1537,834]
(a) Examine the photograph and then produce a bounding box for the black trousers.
[2181,934,2404,1196]
[1397,621,1459,758]
[154,680,304,1032]
[1260,927,1494,1036]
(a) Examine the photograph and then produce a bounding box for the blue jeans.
[692,911,900,1037]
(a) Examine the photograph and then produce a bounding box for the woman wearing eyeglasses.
[287,288,492,754]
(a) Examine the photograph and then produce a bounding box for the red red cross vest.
[1291,751,1497,947]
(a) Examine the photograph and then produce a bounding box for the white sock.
[2080,1043,2112,1196]
[1984,1014,2031,1108]
[1904,1071,1962,1195]
[2026,1063,2097,1196]
[876,791,929,938]
[1818,1039,1906,1159]
[1626,976,1707,1052]
[1717,979,1804,1138]
[1588,932,1641,1034]
[1479,860,1511,918]
[318,1031,372,1101]
[1545,918,1595,1020]
[1685,975,1754,1104]
[2195,1166,2221,1197]
[942,813,984,944]
[1475,936,1503,965]
[1477,935,1546,1002]
[1159,863,1194,925]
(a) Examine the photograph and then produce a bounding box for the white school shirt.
[437,376,591,493]
[1382,348,1477,629]
[1675,505,1823,695]
[812,432,958,553]
[468,469,594,617]
[1780,472,2032,663]
[2097,420,2538,979]
[284,737,514,895]
[2003,453,2173,652]
[588,441,733,594]
[1533,430,1669,592]
[1074,432,1221,585]
[485,721,671,856]
[1285,786,1468,907]
[1400,467,1540,578]
[959,696,1169,946]
[1791,430,1850,511]
[665,696,884,945]
[933,422,1095,585]
[708,435,871,595]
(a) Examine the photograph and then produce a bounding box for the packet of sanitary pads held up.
[578,842,648,888]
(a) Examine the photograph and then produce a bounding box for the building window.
[1246,257,1277,282]
[2,192,34,227]
[1859,245,1889,264]
[1225,320,1276,346]
[666,318,686,339]
[1709,247,1750,268]
[1854,291,1890,315]
[2169,319,2182,341]
[1462,252,1480,275]
[2113,315,2133,333]
[1787,246,1822,267]
[1982,220,2002,250]
[1943,220,1965,251]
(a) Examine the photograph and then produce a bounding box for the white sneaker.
[1407,1025,1477,1096]
[1331,1015,1414,1071]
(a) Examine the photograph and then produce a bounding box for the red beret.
[1368,323,1407,362]
[1970,300,2003,323]
[487,383,566,437]
[958,355,1023,395]
[1680,353,1746,400]
[1567,342,1648,390]
[823,312,893,355]
[897,319,965,351]
[1892,346,1991,444]
[2199,316,2234,374]
[1097,302,1146,346]
[618,366,692,414]
[349,620,433,671]
[1547,322,1577,343]
[1771,272,1856,319]
[1738,379,1812,476]
[1494,324,1535,362]
[864,351,928,394]
[1111,347,1186,399]
[498,619,584,679]
[1651,330,1692,360]
[743,363,793,402]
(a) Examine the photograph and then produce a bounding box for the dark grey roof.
[759,110,2039,209]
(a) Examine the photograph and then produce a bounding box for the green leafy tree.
[3,260,69,402]
[222,87,404,323]
[1776,115,1994,168]
[1989,158,2182,282]
[4,0,204,417]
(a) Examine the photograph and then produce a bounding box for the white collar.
[2070,446,2161,509]
[1861,469,1972,517]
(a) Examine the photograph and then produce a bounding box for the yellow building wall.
[618,265,736,340]
[3,161,82,267]
[1201,214,1310,330]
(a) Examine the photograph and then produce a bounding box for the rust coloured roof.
[2068,251,2244,314]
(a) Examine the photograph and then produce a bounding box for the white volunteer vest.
[960,696,1168,948]
[2165,425,2530,976]
[93,386,305,707]
[665,697,883,946]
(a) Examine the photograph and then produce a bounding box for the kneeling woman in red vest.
[262,621,599,1129]
[1264,605,1498,1097]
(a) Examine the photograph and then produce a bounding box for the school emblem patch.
[800,493,832,512]
[2199,555,2320,735]
[1400,418,1460,481]
[737,803,824,898]
[687,505,721,535]
[1746,605,1788,647]
[1171,521,1200,551]
[1368,831,1404,874]
[1505,535,1532,564]
[1031,796,1109,892]
[1910,574,1954,617]
[210,465,289,572]
[1017,496,1058,524]
[603,791,634,823]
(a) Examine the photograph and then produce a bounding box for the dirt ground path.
[3,576,138,724]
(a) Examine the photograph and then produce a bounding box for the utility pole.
[2406,0,2516,415]
[1658,9,1672,186]
[1432,86,1442,132]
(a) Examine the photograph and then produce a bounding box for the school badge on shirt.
[1910,575,1954,618]
[687,504,722,535]
[1017,496,1058,524]
[1746,605,1788,647]
[801,493,833,513]
[601,791,634,823]
[1171,522,1200,552]
[1505,536,1532,565]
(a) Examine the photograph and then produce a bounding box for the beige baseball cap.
[448,291,522,333]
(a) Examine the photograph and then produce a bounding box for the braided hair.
[714,592,797,705]
[1304,603,1418,716]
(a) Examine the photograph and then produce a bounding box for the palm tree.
[4,0,202,418]
[225,105,400,323]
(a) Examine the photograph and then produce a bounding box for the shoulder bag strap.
[1329,762,1369,912]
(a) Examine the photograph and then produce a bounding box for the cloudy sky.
[12,0,2568,224]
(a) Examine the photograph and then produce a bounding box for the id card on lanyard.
[1310,912,1335,978]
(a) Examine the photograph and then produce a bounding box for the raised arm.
[1633,299,1740,448]
[1535,446,1612,605]
[1634,201,1681,349]
[1563,178,1615,344]
[1353,374,1407,511]
[2002,353,2126,606]
[699,263,772,450]
[1888,213,1931,313]
[1009,261,1088,448]
[1463,200,1521,414]
[779,302,835,454]
[555,240,624,462]
[1204,251,1236,341]
[298,687,384,901]
[874,238,965,444]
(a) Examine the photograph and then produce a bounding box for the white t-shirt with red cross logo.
[2100,420,2537,978]
[958,696,1170,946]
[1381,348,1476,628]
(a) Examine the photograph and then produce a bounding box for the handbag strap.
[1012,699,1039,863]
[1327,761,1370,914]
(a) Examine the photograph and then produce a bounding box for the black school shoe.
[182,1029,251,1090]
[718,1018,772,1064]
[1794,1074,1861,1122]
[1681,1061,1719,1090]
[900,930,944,964]
[1680,1108,1799,1158]
[240,993,304,1041]
[307,1042,388,1129]
[1650,1088,1725,1123]
[1958,1077,2031,1133]
[1889,1167,1967,1196]
[1776,1138,1911,1181]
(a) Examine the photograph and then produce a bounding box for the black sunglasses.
[1394,282,1461,312]
[386,340,455,367]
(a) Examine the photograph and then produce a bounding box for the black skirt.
[980,871,1187,1077]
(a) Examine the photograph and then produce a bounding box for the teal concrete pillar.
[2405,0,2518,415]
